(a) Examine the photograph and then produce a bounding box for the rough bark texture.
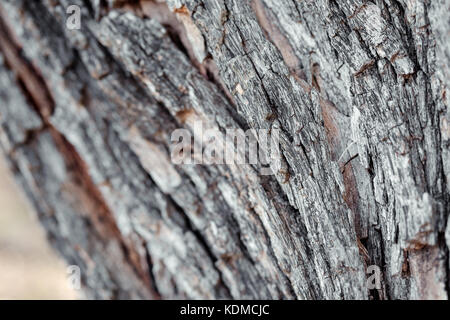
[0,0,448,300]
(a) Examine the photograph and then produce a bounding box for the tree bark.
[0,0,448,300]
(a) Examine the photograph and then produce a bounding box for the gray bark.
[0,0,448,299]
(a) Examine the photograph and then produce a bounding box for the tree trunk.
[0,0,448,300]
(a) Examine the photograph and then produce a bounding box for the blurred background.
[0,156,77,300]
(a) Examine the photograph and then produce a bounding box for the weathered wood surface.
[0,0,448,299]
